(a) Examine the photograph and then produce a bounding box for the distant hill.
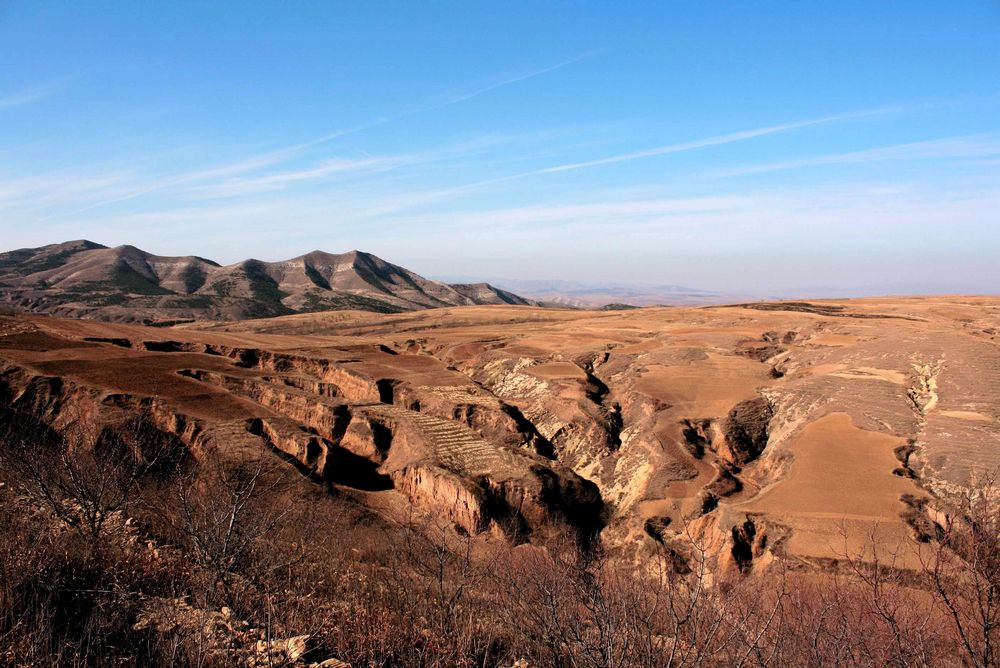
[0,241,538,324]
[436,276,729,308]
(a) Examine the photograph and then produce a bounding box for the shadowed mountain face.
[0,241,537,323]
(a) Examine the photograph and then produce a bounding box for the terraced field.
[1,295,998,571]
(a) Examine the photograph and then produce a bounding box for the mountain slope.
[449,282,536,306]
[0,241,539,323]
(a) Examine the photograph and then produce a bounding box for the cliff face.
[5,294,996,573]
[0,315,600,544]
[0,313,783,569]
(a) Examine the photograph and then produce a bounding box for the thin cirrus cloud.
[0,83,59,111]
[710,134,1000,177]
[31,54,596,220]
[355,106,898,219]
[183,135,520,201]
[442,105,895,193]
[0,172,135,209]
[184,155,421,200]
[376,183,1000,246]
[427,51,601,108]
[37,117,394,221]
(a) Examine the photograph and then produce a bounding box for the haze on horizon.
[1,2,998,297]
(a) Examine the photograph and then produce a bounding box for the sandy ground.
[741,412,920,563]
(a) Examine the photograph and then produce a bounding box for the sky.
[1,1,999,295]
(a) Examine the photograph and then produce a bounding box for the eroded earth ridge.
[2,296,998,570]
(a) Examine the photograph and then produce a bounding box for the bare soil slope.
[0,240,537,323]
[2,295,997,571]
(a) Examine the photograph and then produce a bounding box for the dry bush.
[291,513,503,667]
[0,481,192,666]
[841,536,944,666]
[922,472,1000,668]
[0,408,186,546]
[3,400,1000,667]
[487,525,789,668]
[149,448,296,602]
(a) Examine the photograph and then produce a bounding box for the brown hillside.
[0,241,539,323]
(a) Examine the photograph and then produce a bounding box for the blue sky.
[2,2,999,294]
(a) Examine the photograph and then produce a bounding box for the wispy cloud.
[0,83,59,111]
[374,181,1000,245]
[187,135,521,201]
[33,54,597,219]
[443,106,892,191]
[344,106,896,220]
[36,119,390,220]
[433,51,601,107]
[0,170,137,211]
[185,154,421,199]
[710,135,1000,177]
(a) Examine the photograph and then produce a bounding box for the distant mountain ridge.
[0,240,537,324]
[436,276,728,308]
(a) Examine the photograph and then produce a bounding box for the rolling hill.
[0,240,537,323]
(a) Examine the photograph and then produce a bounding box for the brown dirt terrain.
[0,240,538,323]
[2,295,998,571]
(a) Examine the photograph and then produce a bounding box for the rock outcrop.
[723,397,773,465]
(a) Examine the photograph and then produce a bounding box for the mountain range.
[436,276,728,308]
[0,240,536,324]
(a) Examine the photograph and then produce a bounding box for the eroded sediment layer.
[0,316,602,542]
[2,296,997,571]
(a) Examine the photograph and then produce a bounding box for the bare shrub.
[922,472,1000,668]
[0,480,191,666]
[0,408,185,546]
[839,532,942,666]
[489,525,788,668]
[301,512,501,667]
[4,399,1000,667]
[149,447,297,604]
